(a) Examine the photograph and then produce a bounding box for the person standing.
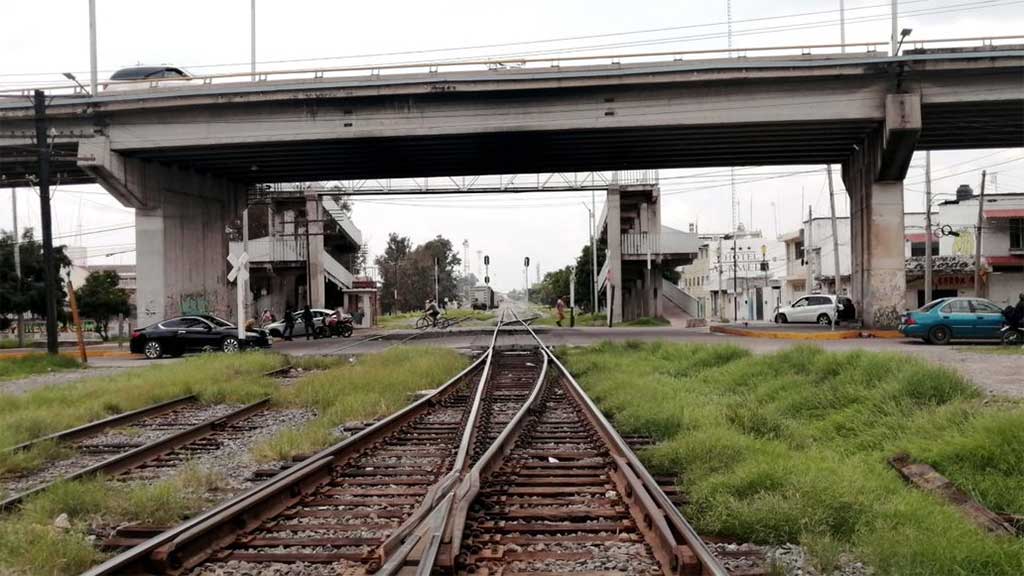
[555,296,566,327]
[260,308,273,328]
[282,305,295,341]
[302,305,315,340]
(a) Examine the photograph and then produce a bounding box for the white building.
[680,226,786,321]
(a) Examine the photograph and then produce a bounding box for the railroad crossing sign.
[227,252,249,340]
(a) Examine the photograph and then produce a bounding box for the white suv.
[774,294,854,326]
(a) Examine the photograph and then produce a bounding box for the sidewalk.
[709,321,904,340]
[0,342,138,360]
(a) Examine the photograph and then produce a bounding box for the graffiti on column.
[179,293,211,316]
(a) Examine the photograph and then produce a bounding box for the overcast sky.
[2,0,1022,292]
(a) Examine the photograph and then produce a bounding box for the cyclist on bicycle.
[425,298,441,327]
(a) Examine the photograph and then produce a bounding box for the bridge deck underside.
[0,100,1019,187]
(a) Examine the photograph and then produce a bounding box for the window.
[920,298,948,312]
[793,241,804,263]
[1010,218,1023,252]
[972,300,1002,313]
[941,300,972,314]
[808,296,832,306]
[792,297,808,308]
[162,318,202,329]
[910,241,940,257]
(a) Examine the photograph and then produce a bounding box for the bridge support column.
[606,187,623,324]
[304,191,325,309]
[79,138,245,326]
[842,94,920,329]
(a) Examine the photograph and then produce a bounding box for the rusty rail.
[0,398,270,512]
[81,314,512,576]
[2,394,198,454]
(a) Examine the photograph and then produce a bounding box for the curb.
[709,325,905,341]
[0,350,139,361]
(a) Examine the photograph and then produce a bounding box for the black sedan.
[130,315,271,359]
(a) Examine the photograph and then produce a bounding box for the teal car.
[899,297,1007,344]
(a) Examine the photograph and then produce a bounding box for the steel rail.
[81,315,509,576]
[377,307,551,573]
[2,35,1021,96]
[0,397,271,513]
[2,394,197,454]
[512,309,730,576]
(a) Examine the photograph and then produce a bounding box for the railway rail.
[0,397,272,512]
[84,308,727,575]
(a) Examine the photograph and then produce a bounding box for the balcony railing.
[229,236,307,263]
[622,232,659,255]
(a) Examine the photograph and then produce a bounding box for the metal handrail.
[3,35,1022,97]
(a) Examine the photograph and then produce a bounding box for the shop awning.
[905,233,929,243]
[984,209,1024,219]
[986,255,1024,266]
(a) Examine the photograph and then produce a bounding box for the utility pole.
[89,0,98,96]
[891,0,899,56]
[250,0,257,81]
[924,151,933,304]
[840,0,846,53]
[11,188,24,347]
[586,195,598,314]
[434,257,439,305]
[66,275,87,363]
[805,205,814,294]
[35,90,59,355]
[716,238,724,319]
[974,170,987,296]
[242,207,250,330]
[826,166,842,296]
[827,166,841,330]
[569,266,576,327]
[732,234,739,321]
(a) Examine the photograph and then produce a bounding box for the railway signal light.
[524,256,530,267]
[484,255,490,266]
[485,276,490,285]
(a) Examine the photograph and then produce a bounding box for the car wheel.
[143,340,163,359]
[816,314,832,326]
[775,313,787,324]
[1002,329,1022,346]
[928,325,951,345]
[222,337,241,353]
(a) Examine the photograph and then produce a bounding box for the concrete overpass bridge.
[1,42,1021,327]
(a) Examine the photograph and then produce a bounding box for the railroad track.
[0,397,273,512]
[84,308,727,576]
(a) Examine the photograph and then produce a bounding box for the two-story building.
[230,186,366,322]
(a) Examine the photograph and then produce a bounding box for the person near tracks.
[425,298,441,327]
[282,305,296,341]
[302,305,315,340]
[555,296,567,327]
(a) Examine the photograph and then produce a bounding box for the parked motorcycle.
[1001,324,1023,346]
[315,313,354,339]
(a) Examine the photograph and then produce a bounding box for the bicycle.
[415,314,451,330]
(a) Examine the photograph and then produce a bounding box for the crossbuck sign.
[227,252,249,340]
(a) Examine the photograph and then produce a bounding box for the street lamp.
[896,28,913,55]
[62,72,91,96]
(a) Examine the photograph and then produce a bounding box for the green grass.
[0,354,81,382]
[563,342,1024,576]
[0,339,25,350]
[0,352,285,474]
[251,347,468,461]
[0,464,227,575]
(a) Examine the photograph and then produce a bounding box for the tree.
[76,271,131,341]
[0,228,70,322]
[375,233,413,314]
[373,234,463,313]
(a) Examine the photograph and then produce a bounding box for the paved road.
[3,327,1019,398]
[274,327,1024,398]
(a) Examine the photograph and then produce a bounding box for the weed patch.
[252,347,468,461]
[0,353,80,382]
[563,342,1024,575]
[0,352,286,474]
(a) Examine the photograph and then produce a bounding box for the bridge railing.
[4,35,1023,97]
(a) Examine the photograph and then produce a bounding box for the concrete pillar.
[842,94,919,328]
[78,137,244,326]
[304,192,325,309]
[606,187,623,324]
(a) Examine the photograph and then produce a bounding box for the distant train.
[470,286,496,310]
